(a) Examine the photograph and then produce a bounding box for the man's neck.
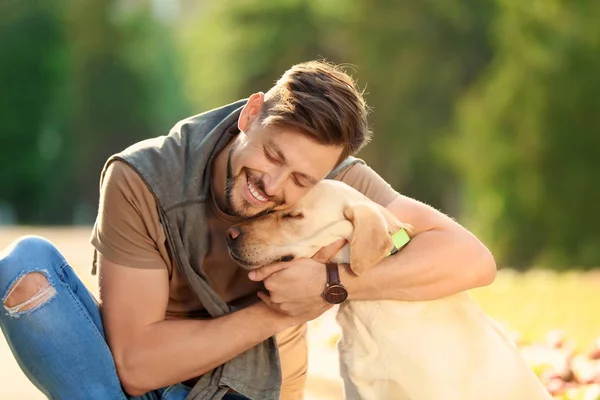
[210,136,235,212]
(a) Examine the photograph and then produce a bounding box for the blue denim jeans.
[0,236,249,400]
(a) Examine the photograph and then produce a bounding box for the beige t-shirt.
[91,159,399,398]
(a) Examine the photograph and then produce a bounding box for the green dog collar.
[388,228,411,256]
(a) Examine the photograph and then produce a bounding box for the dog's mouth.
[227,249,262,271]
[228,248,296,270]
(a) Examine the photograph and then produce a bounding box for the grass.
[470,268,600,351]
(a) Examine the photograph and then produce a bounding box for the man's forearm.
[341,228,497,302]
[116,301,296,396]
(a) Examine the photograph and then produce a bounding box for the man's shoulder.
[113,98,247,161]
[103,159,140,179]
[326,156,365,180]
[101,159,145,189]
[100,160,155,209]
[332,160,400,207]
[332,161,370,184]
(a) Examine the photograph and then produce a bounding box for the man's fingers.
[312,238,347,263]
[257,291,278,310]
[248,262,289,281]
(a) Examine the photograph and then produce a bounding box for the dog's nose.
[227,226,241,240]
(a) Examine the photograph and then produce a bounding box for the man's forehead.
[265,133,340,172]
[264,126,329,151]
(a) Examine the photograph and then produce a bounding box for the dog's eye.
[281,212,304,220]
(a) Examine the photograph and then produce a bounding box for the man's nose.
[227,226,242,241]
[262,172,287,197]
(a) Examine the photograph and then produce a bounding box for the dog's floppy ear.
[343,202,394,276]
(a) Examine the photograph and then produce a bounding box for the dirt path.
[0,227,342,399]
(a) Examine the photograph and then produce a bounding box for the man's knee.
[0,235,63,275]
[1,236,61,316]
[3,271,56,315]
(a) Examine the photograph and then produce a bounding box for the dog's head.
[226,180,412,275]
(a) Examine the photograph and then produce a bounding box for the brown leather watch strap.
[323,263,348,304]
[326,263,341,285]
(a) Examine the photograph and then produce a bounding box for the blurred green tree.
[176,0,348,111]
[0,0,190,225]
[448,0,600,269]
[177,0,495,214]
[3,0,598,269]
[64,0,191,223]
[0,1,70,224]
[346,0,496,213]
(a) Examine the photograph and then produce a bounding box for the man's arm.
[92,161,329,395]
[248,195,495,307]
[339,193,496,301]
[248,163,496,310]
[335,162,496,300]
[98,255,322,396]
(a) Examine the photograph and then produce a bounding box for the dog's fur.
[227,180,552,400]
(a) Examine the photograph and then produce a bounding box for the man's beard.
[224,147,283,220]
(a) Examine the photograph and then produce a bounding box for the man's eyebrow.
[266,139,287,163]
[266,139,319,185]
[296,172,319,185]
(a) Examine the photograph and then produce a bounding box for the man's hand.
[248,239,347,317]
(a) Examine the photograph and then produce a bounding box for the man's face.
[224,122,343,220]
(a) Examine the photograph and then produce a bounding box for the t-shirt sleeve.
[90,160,167,270]
[334,162,400,207]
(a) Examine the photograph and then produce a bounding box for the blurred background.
[2,0,600,270]
[1,0,599,398]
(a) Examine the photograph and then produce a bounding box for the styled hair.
[261,60,372,163]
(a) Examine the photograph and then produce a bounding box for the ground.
[1,227,599,399]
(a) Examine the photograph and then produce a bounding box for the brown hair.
[261,60,372,164]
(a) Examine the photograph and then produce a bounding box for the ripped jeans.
[0,236,248,400]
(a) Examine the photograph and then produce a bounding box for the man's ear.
[343,202,394,276]
[238,92,265,133]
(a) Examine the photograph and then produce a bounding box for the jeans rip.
[3,269,57,318]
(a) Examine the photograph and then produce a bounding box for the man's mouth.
[246,174,268,203]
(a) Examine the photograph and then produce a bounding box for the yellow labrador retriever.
[227,179,552,400]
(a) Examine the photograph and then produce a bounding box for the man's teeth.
[248,179,268,202]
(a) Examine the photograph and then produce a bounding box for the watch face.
[324,284,348,304]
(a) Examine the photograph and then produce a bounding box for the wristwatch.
[322,263,348,304]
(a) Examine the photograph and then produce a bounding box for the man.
[0,61,496,400]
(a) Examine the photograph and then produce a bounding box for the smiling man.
[0,61,496,400]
